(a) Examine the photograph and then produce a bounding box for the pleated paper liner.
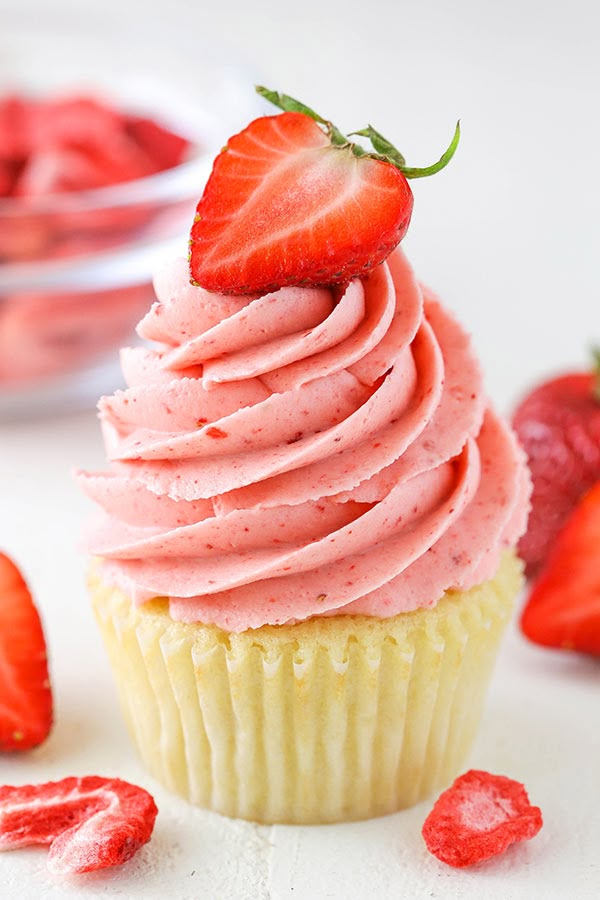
[91,551,522,824]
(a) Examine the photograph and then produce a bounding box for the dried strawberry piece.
[29,96,124,155]
[1,93,189,202]
[0,161,14,197]
[125,114,190,170]
[0,95,35,162]
[422,770,543,868]
[21,97,177,191]
[0,776,158,875]
[14,147,114,197]
[15,141,156,199]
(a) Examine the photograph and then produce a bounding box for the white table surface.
[1,0,599,897]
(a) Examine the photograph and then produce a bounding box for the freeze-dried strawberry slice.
[14,147,115,197]
[0,160,15,197]
[0,95,34,162]
[0,776,158,875]
[125,115,190,170]
[15,140,156,198]
[0,92,191,203]
[422,770,543,868]
[29,96,124,154]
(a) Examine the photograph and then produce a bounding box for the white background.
[1,0,599,897]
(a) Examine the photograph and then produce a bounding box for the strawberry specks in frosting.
[77,249,530,631]
[206,427,228,439]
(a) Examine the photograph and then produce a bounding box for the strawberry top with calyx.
[189,87,460,295]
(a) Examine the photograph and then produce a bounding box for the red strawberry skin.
[513,371,600,575]
[521,481,600,654]
[189,111,413,295]
[0,553,53,751]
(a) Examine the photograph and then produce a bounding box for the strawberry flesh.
[0,776,158,874]
[521,480,600,654]
[189,111,413,294]
[0,553,53,751]
[513,372,600,575]
[422,769,543,868]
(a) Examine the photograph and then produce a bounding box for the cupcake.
[78,91,530,824]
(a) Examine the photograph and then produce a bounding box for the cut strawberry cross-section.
[521,480,600,654]
[0,552,53,751]
[422,769,543,867]
[190,86,459,295]
[0,776,158,875]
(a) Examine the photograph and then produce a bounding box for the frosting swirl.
[79,248,530,632]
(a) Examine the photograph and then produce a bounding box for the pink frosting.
[78,248,530,632]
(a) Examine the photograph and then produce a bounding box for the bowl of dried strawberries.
[0,16,258,417]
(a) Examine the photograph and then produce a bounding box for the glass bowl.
[0,15,260,418]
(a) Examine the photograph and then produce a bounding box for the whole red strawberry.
[521,480,600,654]
[190,87,459,294]
[0,552,53,751]
[512,352,600,575]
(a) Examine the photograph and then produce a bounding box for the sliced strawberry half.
[521,480,600,654]
[0,553,53,751]
[190,87,459,294]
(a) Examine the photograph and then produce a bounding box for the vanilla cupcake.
[79,94,529,823]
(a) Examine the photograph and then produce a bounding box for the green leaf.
[255,86,328,123]
[350,126,406,166]
[592,346,600,403]
[255,85,348,146]
[255,87,460,179]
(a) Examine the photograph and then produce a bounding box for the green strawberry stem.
[593,347,600,402]
[255,85,459,179]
